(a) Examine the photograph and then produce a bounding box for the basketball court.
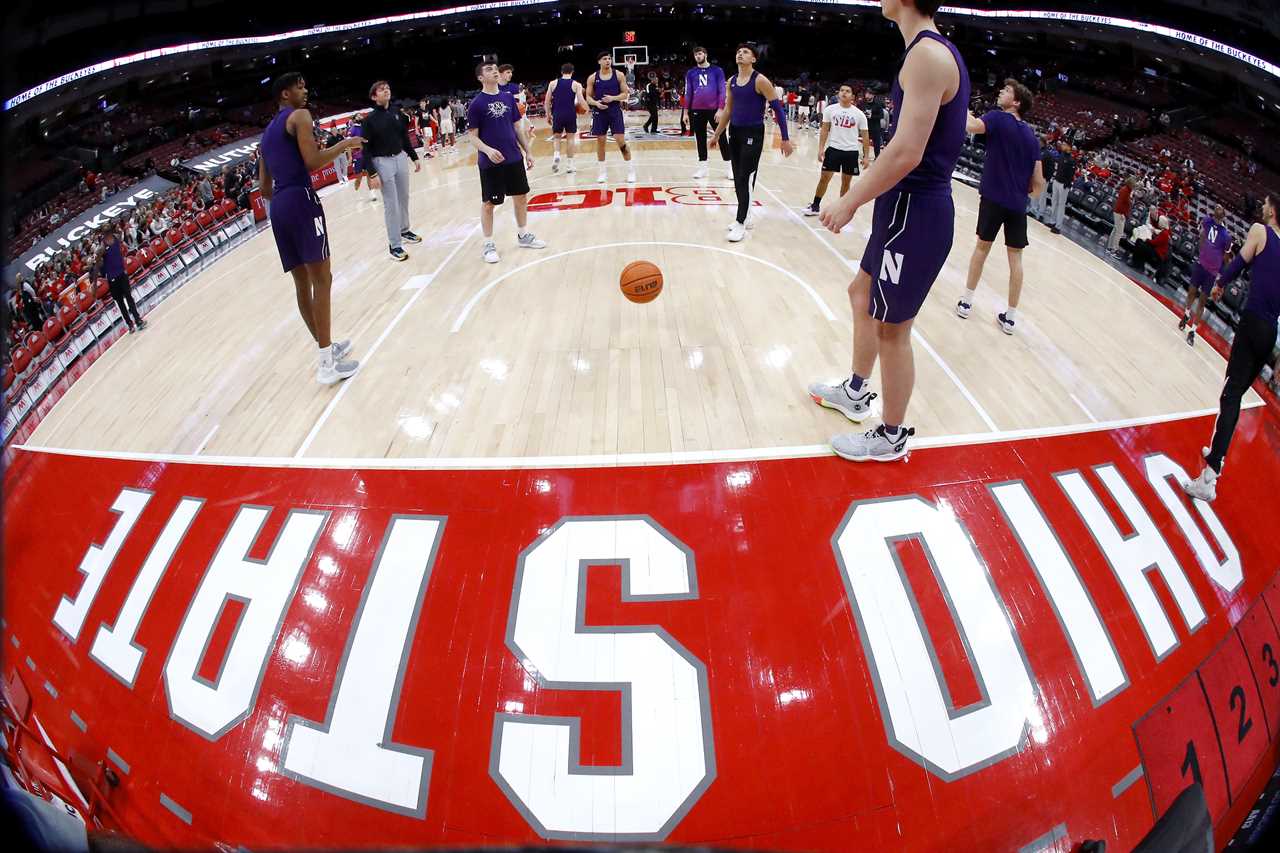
[6,109,1280,850]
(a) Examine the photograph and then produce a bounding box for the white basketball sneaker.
[693,163,709,180]
[566,160,577,174]
[597,168,608,184]
[318,355,359,385]
[482,240,500,264]
[808,380,877,423]
[726,221,747,243]
[1181,467,1218,502]
[552,155,561,173]
[627,168,637,184]
[831,424,915,463]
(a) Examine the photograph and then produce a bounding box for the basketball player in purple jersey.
[585,52,636,185]
[685,47,730,180]
[956,79,1044,335]
[1184,191,1280,501]
[544,64,584,174]
[708,43,795,243]
[259,73,364,384]
[808,0,970,462]
[1179,204,1231,347]
[469,62,546,265]
[498,64,518,98]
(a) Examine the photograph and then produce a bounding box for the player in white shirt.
[804,83,872,216]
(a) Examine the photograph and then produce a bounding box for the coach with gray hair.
[362,80,422,262]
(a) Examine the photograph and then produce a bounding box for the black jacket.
[361,103,420,173]
[1054,154,1077,185]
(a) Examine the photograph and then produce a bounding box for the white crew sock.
[1005,307,1017,321]
[319,344,333,366]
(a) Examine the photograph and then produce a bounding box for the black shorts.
[479,161,530,206]
[822,147,861,176]
[976,195,1029,249]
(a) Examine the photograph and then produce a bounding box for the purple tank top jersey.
[730,70,767,127]
[1197,215,1230,274]
[889,30,971,196]
[594,71,622,114]
[1245,226,1280,323]
[551,77,577,118]
[260,108,312,193]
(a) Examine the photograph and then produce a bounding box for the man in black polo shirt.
[363,81,422,262]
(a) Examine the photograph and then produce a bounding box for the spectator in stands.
[223,164,242,200]
[196,175,214,206]
[1049,141,1077,235]
[17,278,45,329]
[1110,177,1135,255]
[1131,215,1171,281]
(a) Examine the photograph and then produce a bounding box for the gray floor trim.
[69,710,88,732]
[1018,822,1068,853]
[159,792,193,825]
[106,748,131,775]
[1111,764,1145,798]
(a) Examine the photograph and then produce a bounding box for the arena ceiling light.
[5,0,1278,111]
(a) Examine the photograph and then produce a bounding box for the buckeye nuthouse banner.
[6,174,176,281]
[5,408,1280,849]
[180,136,261,175]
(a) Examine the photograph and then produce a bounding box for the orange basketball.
[620,261,663,304]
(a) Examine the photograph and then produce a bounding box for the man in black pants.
[709,43,795,243]
[643,72,661,134]
[685,47,730,180]
[864,90,886,158]
[95,229,145,333]
[1184,190,1280,502]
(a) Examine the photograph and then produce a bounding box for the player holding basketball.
[708,43,796,243]
[685,47,730,180]
[804,83,871,217]
[469,62,546,265]
[259,72,363,384]
[955,78,1043,335]
[808,0,970,462]
[1183,191,1280,502]
[586,52,636,185]
[545,63,584,174]
[1179,204,1231,347]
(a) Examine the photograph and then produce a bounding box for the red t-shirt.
[1151,228,1171,260]
[1114,185,1132,216]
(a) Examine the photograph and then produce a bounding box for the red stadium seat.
[183,219,199,237]
[165,227,183,248]
[220,198,237,217]
[138,246,154,267]
[12,346,31,380]
[196,211,214,230]
[76,273,91,293]
[42,315,64,343]
[150,237,167,257]
[94,278,110,299]
[25,331,46,359]
[125,255,142,276]
[59,302,83,332]
[76,291,95,315]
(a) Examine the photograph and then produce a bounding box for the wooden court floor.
[26,114,1257,461]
